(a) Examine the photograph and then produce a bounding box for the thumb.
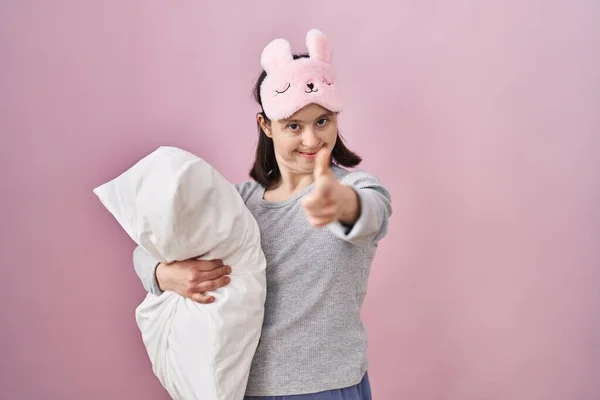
[314,147,331,179]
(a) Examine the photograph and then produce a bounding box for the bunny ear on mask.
[261,38,294,75]
[306,29,333,64]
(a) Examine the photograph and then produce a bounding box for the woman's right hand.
[155,259,232,304]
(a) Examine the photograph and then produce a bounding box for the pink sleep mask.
[260,29,343,121]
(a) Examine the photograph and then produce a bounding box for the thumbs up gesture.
[301,148,360,227]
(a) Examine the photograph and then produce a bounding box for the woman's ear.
[257,113,272,138]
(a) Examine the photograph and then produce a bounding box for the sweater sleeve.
[327,170,392,248]
[132,181,249,296]
[133,245,164,296]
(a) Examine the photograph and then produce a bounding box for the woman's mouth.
[298,151,318,159]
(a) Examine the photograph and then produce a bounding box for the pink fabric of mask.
[260,29,343,121]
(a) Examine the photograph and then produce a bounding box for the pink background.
[1,1,599,399]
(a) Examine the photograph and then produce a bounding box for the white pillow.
[93,146,266,400]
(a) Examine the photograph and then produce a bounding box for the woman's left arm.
[302,149,392,247]
[328,171,392,247]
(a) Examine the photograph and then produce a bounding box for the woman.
[133,29,391,399]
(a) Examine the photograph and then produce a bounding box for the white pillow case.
[94,146,266,400]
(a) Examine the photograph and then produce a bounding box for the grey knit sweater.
[133,164,392,396]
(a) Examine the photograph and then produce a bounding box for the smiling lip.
[298,151,318,159]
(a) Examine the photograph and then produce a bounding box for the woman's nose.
[302,128,320,147]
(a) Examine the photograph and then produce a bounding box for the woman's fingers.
[190,292,215,304]
[197,275,231,293]
[307,204,337,218]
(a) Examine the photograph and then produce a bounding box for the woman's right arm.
[132,182,245,302]
[133,246,164,296]
[132,246,232,304]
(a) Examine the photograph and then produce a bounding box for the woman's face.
[259,103,338,177]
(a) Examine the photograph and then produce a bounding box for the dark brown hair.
[249,54,361,187]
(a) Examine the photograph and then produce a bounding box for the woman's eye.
[316,118,328,127]
[288,123,300,131]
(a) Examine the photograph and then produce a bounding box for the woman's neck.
[264,170,314,202]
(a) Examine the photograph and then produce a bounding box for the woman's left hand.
[301,148,360,227]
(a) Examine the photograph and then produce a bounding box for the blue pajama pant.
[244,372,372,400]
